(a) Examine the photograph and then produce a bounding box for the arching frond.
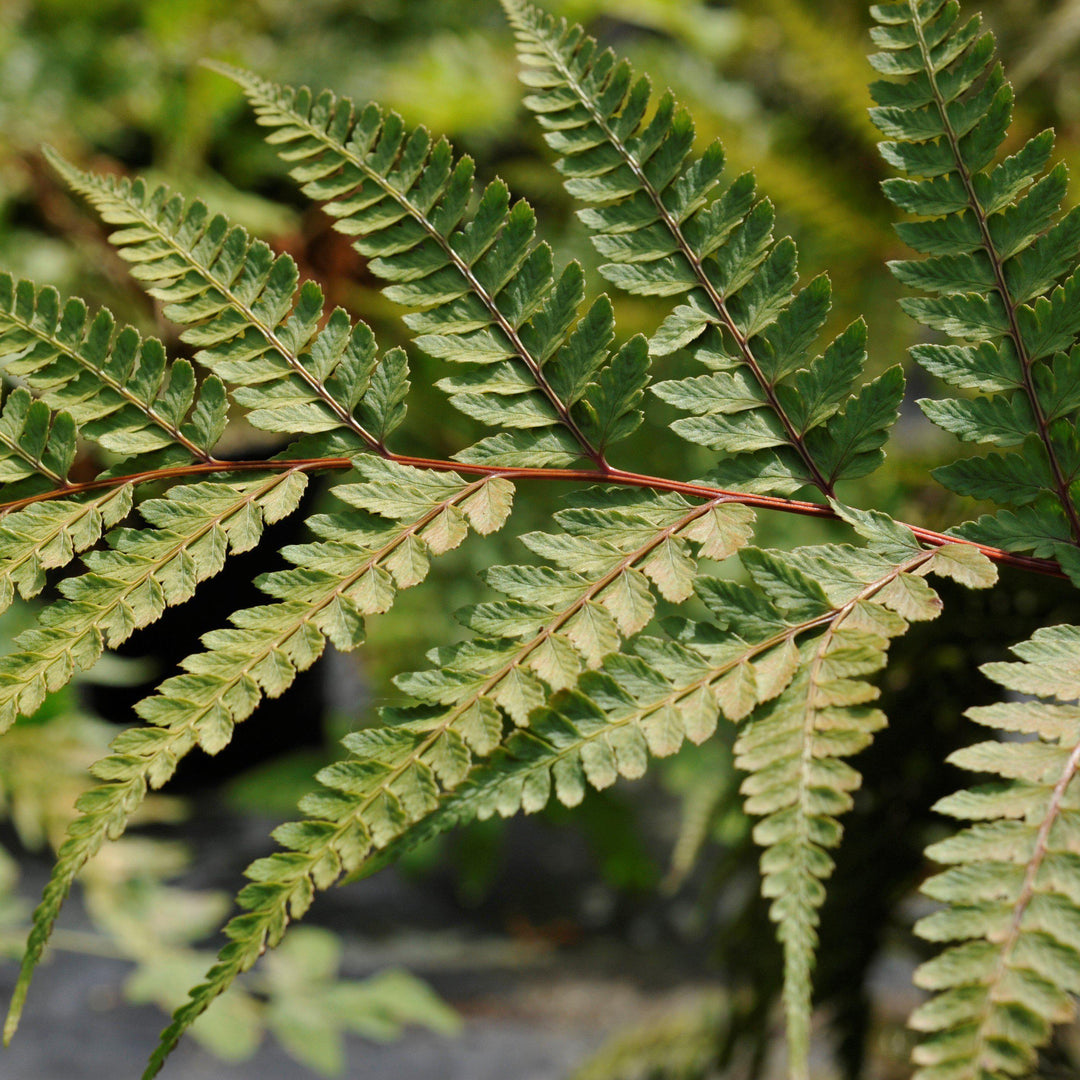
[868,0,1080,570]
[4,459,515,1041]
[911,624,1080,1080]
[209,62,657,469]
[48,153,394,457]
[138,491,754,1069]
[503,0,903,498]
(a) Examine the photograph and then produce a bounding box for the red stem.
[5,453,1064,579]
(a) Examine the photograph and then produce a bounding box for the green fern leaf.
[206,62,654,469]
[503,0,903,497]
[911,624,1080,1080]
[140,491,756,1070]
[47,152,391,454]
[0,272,224,467]
[869,0,1080,569]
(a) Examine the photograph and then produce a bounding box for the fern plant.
[1,1,1079,1077]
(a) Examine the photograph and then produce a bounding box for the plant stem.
[0,452,1063,579]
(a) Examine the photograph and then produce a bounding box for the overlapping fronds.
[210,61,655,469]
[911,624,1080,1080]
[141,488,756,1069]
[4,458,514,1042]
[0,2,1075,1078]
[48,152,399,457]
[868,0,1080,570]
[0,271,225,470]
[503,0,904,498]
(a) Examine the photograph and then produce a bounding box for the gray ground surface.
[0,809,723,1080]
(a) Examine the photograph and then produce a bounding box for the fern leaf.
[911,624,1080,1080]
[0,486,134,614]
[0,470,307,736]
[4,460,511,1042]
[209,62,655,468]
[47,152,394,455]
[0,272,224,468]
[139,491,756,1071]
[869,0,1080,569]
[504,0,903,497]
[0,387,76,494]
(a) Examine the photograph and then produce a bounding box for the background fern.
[1,3,1080,1080]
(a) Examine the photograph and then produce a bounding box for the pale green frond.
[209,62,655,468]
[47,152,392,454]
[0,470,308,738]
[0,272,225,468]
[869,0,1080,565]
[503,0,903,497]
[910,623,1080,1080]
[5,460,513,1042]
[0,486,134,615]
[140,492,757,1071]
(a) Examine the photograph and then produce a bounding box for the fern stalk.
[0,453,1062,578]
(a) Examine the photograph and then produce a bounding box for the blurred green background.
[2,1,1080,1077]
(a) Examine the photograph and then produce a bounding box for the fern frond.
[144,504,998,1077]
[869,0,1080,567]
[0,272,225,468]
[0,486,134,613]
[139,490,755,1072]
[0,469,307,736]
[0,387,76,494]
[4,459,511,1042]
[48,153,395,456]
[503,0,904,498]
[910,624,1080,1080]
[209,61,656,469]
